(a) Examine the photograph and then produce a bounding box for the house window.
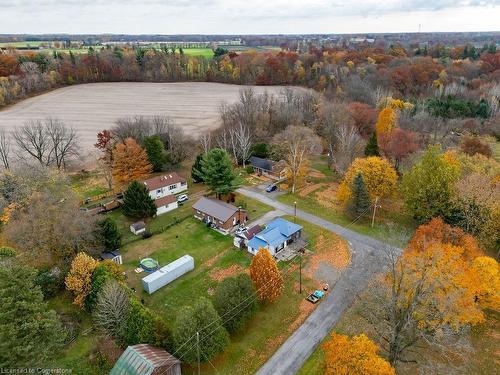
[181,181,187,186]
[156,189,161,194]
[169,184,177,190]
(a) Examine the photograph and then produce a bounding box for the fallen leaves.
[209,264,247,282]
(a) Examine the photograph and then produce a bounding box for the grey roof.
[130,221,146,230]
[249,156,274,171]
[192,197,242,222]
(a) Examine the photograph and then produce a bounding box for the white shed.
[130,221,146,235]
[142,255,194,294]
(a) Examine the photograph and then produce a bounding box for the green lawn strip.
[278,193,415,247]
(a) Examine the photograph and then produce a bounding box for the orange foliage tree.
[469,256,500,310]
[322,333,395,375]
[337,157,397,204]
[112,138,152,188]
[65,252,98,308]
[249,248,283,303]
[375,107,396,150]
[407,217,481,260]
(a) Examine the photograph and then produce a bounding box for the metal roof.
[248,218,302,250]
[110,344,180,375]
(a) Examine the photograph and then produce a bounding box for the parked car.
[266,184,277,193]
[177,194,188,203]
[306,290,325,304]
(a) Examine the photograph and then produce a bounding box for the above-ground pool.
[140,258,160,272]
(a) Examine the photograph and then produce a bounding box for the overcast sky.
[0,0,499,35]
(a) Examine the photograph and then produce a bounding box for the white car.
[177,194,188,203]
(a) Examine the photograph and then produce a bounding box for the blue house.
[247,218,303,256]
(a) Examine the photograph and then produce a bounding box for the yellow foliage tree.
[375,107,396,136]
[112,138,152,188]
[65,252,98,308]
[469,256,500,310]
[322,333,395,375]
[337,157,398,204]
[249,248,283,303]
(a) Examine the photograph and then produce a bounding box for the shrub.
[213,273,257,332]
[460,136,492,158]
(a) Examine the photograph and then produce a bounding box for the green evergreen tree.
[191,153,206,183]
[97,217,122,252]
[202,148,238,198]
[144,136,166,172]
[347,173,371,218]
[122,181,156,218]
[213,274,257,332]
[364,131,380,156]
[0,264,65,367]
[402,145,460,223]
[173,298,229,363]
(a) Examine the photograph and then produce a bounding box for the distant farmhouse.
[142,172,187,216]
[247,218,303,256]
[192,197,247,234]
[249,156,287,180]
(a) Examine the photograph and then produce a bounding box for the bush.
[245,165,254,174]
[460,137,492,158]
[122,298,156,346]
[85,261,125,311]
[35,267,63,299]
[213,274,257,332]
[0,246,16,258]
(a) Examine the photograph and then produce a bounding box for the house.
[247,218,303,256]
[192,197,247,234]
[142,172,187,216]
[143,172,187,200]
[249,156,287,180]
[100,250,122,265]
[233,224,262,249]
[154,194,178,215]
[110,344,181,375]
[130,221,146,235]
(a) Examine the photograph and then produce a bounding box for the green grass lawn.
[181,48,214,57]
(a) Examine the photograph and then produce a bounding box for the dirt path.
[0,82,299,150]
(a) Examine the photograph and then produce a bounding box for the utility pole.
[196,331,200,375]
[299,253,302,294]
[294,201,297,223]
[371,197,380,228]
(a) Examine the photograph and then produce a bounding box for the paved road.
[237,187,396,375]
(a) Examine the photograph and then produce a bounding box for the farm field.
[0,82,297,150]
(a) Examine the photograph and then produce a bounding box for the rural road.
[236,187,396,375]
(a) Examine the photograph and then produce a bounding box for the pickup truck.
[306,290,325,304]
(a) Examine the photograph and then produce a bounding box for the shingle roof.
[192,197,243,222]
[244,225,262,240]
[249,156,274,171]
[154,195,177,208]
[130,221,146,230]
[143,172,186,191]
[110,344,180,375]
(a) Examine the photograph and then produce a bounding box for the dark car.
[266,185,277,193]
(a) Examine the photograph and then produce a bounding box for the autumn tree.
[322,333,395,375]
[65,252,99,308]
[470,256,500,310]
[273,125,322,193]
[86,260,125,312]
[95,129,114,189]
[375,107,396,152]
[337,157,398,204]
[347,102,377,138]
[402,145,460,223]
[201,148,238,198]
[0,264,65,367]
[122,180,156,218]
[173,298,229,363]
[112,138,152,188]
[382,128,418,169]
[460,136,492,157]
[249,248,283,303]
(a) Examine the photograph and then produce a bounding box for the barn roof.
[110,344,180,375]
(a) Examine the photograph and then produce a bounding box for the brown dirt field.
[0,82,298,150]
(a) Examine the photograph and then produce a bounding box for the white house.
[142,172,187,216]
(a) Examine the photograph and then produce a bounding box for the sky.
[0,0,499,35]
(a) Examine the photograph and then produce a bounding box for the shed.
[142,255,194,294]
[100,250,122,265]
[110,344,181,375]
[130,221,146,235]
